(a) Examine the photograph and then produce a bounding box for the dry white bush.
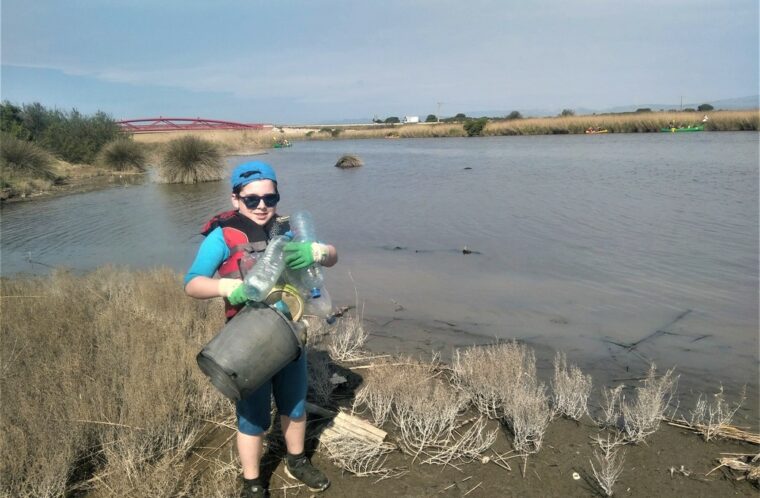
[590,445,626,497]
[621,365,677,443]
[597,385,624,428]
[393,377,469,461]
[307,347,335,406]
[328,312,369,362]
[505,380,552,455]
[351,357,437,426]
[451,341,536,419]
[687,386,746,441]
[551,352,592,420]
[353,381,394,427]
[424,416,498,466]
[319,432,405,479]
[452,341,552,455]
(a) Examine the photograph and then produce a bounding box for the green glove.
[284,241,315,270]
[227,283,249,306]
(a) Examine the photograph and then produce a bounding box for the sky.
[1,0,758,124]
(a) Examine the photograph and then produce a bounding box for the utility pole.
[680,96,683,111]
[436,102,445,122]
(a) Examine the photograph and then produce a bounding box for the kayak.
[585,129,608,134]
[273,142,292,148]
[660,125,704,132]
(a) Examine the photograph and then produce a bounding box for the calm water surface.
[2,133,758,413]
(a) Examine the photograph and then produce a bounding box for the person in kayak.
[184,161,337,497]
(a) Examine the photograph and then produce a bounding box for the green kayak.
[660,125,705,132]
[272,142,292,148]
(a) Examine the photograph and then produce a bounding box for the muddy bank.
[355,312,759,433]
[191,379,758,498]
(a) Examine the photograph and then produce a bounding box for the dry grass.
[551,352,592,421]
[452,341,552,455]
[589,444,626,497]
[597,384,625,429]
[484,110,758,135]
[621,365,677,443]
[319,433,404,479]
[0,267,228,497]
[327,310,369,362]
[686,386,746,442]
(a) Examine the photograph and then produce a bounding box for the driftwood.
[666,419,760,445]
[708,453,760,482]
[305,402,386,444]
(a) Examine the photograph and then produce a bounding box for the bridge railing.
[117,117,271,133]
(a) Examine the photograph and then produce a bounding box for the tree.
[697,103,714,111]
[425,114,438,122]
[454,113,467,120]
[506,111,523,120]
[384,116,400,124]
[463,117,488,137]
[560,109,575,117]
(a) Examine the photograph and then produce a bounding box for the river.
[2,132,758,419]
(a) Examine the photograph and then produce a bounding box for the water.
[2,132,758,415]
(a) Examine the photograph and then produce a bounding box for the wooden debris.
[665,419,760,445]
[708,453,760,482]
[305,402,386,444]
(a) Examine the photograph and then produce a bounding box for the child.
[185,161,337,497]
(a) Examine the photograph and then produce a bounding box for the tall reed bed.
[0,268,228,497]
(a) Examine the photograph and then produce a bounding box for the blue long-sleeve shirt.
[184,227,229,286]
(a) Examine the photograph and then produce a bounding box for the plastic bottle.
[287,210,325,298]
[303,287,335,324]
[243,234,291,302]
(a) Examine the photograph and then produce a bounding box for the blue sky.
[1,0,757,123]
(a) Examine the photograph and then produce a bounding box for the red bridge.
[117,117,270,133]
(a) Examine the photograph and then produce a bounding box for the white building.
[403,116,420,124]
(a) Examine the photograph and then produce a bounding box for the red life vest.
[201,210,290,318]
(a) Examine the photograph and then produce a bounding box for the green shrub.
[98,138,147,171]
[159,136,223,184]
[305,130,315,137]
[425,114,438,122]
[506,111,523,120]
[560,109,575,117]
[0,133,56,180]
[41,110,121,164]
[384,116,400,124]
[463,118,488,137]
[698,103,714,111]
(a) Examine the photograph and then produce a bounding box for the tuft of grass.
[159,135,224,184]
[0,133,56,180]
[97,138,147,171]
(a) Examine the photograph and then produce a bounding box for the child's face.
[232,179,278,226]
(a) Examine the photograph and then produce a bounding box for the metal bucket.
[196,302,303,401]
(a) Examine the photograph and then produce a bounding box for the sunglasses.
[238,193,280,209]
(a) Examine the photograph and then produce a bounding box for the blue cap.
[231,161,277,191]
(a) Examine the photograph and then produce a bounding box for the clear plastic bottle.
[303,287,335,324]
[287,210,325,298]
[243,235,291,302]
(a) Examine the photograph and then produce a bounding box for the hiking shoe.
[240,479,268,498]
[284,453,330,492]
